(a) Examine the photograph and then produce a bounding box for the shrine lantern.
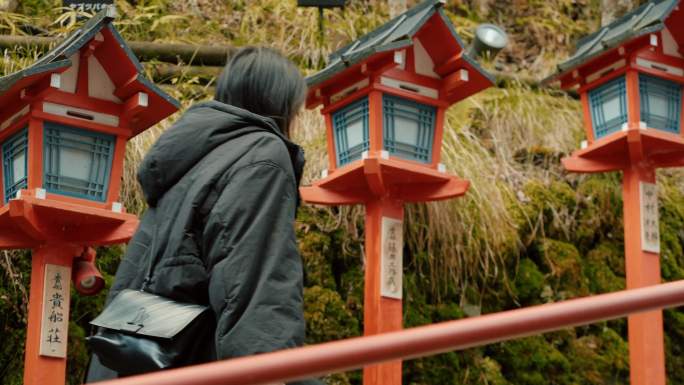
[545,2,684,385]
[0,8,177,215]
[547,0,684,172]
[304,0,494,205]
[301,1,498,384]
[0,6,179,385]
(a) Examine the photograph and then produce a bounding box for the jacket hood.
[137,100,305,206]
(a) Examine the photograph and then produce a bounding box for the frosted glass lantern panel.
[12,152,25,184]
[639,74,681,134]
[601,97,622,122]
[394,116,420,145]
[345,119,365,150]
[58,132,96,181]
[43,122,115,202]
[647,93,669,117]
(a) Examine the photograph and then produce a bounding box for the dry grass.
[402,84,584,297]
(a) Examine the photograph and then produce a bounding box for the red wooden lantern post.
[546,2,684,384]
[0,7,179,385]
[301,1,494,384]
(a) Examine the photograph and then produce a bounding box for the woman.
[87,47,319,384]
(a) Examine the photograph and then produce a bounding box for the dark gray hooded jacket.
[87,101,317,383]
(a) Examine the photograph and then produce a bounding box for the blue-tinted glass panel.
[43,122,115,202]
[589,76,628,139]
[639,74,681,134]
[2,128,28,203]
[333,97,369,167]
[383,95,435,163]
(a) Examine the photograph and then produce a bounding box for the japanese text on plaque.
[381,217,403,299]
[40,264,70,358]
[640,182,660,254]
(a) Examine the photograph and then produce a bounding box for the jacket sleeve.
[203,159,306,360]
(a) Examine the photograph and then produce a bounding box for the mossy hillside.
[0,1,683,385]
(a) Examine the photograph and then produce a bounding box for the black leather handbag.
[87,218,212,376]
[87,289,212,376]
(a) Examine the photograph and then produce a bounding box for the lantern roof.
[0,60,71,97]
[0,5,179,136]
[546,0,681,84]
[306,0,494,103]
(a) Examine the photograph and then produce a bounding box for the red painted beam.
[96,280,684,385]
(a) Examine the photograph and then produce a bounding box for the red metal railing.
[97,280,684,385]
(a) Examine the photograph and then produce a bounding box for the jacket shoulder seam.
[229,159,291,181]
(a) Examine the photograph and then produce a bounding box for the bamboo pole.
[0,35,233,66]
[144,63,222,83]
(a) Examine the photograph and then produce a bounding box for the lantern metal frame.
[588,76,629,139]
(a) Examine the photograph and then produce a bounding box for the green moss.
[304,286,361,385]
[567,328,629,384]
[405,351,463,385]
[304,286,360,344]
[404,272,432,328]
[664,309,684,382]
[431,303,466,322]
[659,185,684,281]
[534,239,588,299]
[492,335,571,385]
[298,230,336,289]
[0,250,30,385]
[472,356,509,385]
[405,348,503,385]
[584,243,625,294]
[574,174,623,250]
[514,258,545,303]
[0,327,24,385]
[513,180,578,242]
[338,264,364,316]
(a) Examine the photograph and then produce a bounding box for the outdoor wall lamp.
[469,23,508,59]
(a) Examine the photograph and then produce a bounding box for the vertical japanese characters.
[640,182,660,254]
[40,264,71,358]
[381,217,403,299]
